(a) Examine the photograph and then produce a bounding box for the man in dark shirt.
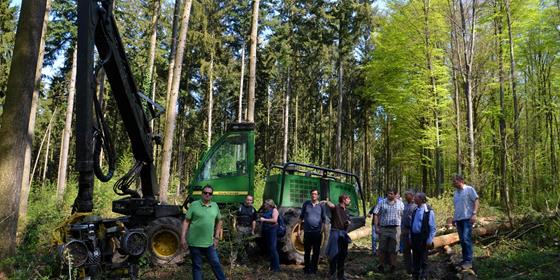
[299,189,326,274]
[324,194,352,280]
[236,195,257,235]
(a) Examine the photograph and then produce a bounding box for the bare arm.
[180,219,190,249]
[260,208,279,223]
[473,198,480,214]
[323,199,335,209]
[215,219,223,239]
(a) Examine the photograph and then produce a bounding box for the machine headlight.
[60,240,89,267]
[121,230,148,256]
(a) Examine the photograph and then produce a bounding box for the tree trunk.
[19,0,51,224]
[494,1,513,225]
[159,0,193,202]
[459,0,478,179]
[42,114,54,186]
[145,0,160,96]
[295,93,299,153]
[504,0,520,200]
[0,0,47,266]
[164,0,182,109]
[207,50,214,148]
[56,47,78,202]
[336,50,344,169]
[238,45,245,123]
[283,69,291,164]
[246,0,260,123]
[30,108,57,192]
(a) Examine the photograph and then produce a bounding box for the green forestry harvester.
[56,0,366,278]
[187,122,367,263]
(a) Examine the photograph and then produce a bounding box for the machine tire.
[280,209,304,264]
[145,216,184,266]
[279,208,330,264]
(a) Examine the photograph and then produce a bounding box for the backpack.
[277,214,286,237]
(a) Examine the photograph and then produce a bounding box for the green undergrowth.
[475,214,560,279]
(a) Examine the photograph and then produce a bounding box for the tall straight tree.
[159,0,193,202]
[20,0,52,222]
[504,0,520,196]
[457,0,478,178]
[57,47,78,202]
[145,0,161,107]
[0,0,48,266]
[246,0,260,123]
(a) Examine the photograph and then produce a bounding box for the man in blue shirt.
[409,192,436,280]
[452,174,479,269]
[298,189,326,274]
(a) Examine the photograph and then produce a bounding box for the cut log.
[348,226,372,241]
[432,221,512,249]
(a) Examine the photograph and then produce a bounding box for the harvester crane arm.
[73,0,159,212]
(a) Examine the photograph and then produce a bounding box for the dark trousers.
[262,226,280,272]
[304,231,322,272]
[189,245,227,280]
[329,235,348,278]
[410,234,429,279]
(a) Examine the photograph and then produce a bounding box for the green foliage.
[253,160,266,208]
[0,0,16,100]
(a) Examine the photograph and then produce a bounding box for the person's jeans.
[304,231,322,273]
[262,226,280,271]
[189,245,227,280]
[456,219,473,263]
[371,224,377,255]
[329,234,348,278]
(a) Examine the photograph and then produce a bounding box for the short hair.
[264,199,276,209]
[415,192,428,204]
[452,174,464,182]
[387,188,397,195]
[310,189,319,195]
[203,184,213,192]
[245,194,254,199]
[339,194,350,203]
[404,189,416,196]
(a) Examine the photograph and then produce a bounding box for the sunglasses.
[202,191,213,195]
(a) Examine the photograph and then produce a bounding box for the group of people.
[370,174,479,280]
[178,174,479,280]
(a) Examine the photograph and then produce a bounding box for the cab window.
[198,133,247,180]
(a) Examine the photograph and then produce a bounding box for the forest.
[0,0,559,279]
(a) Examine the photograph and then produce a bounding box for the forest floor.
[140,213,560,280]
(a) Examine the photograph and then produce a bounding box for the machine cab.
[187,123,255,204]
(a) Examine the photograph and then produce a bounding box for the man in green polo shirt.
[180,185,226,280]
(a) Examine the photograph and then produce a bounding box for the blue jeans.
[189,245,227,280]
[262,226,280,271]
[456,219,473,263]
[371,224,377,254]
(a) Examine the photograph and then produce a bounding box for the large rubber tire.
[279,208,330,264]
[145,216,184,266]
[280,209,305,264]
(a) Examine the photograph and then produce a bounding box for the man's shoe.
[460,262,473,270]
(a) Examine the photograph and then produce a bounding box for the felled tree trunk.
[432,222,512,249]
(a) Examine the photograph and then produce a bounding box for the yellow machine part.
[150,230,179,257]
